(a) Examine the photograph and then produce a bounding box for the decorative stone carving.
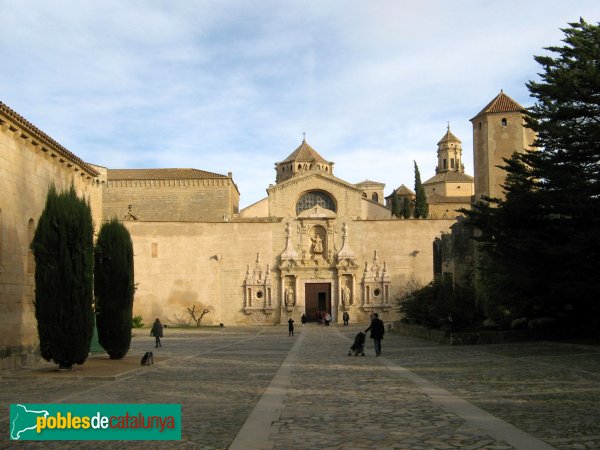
[285,285,295,306]
[336,223,358,271]
[243,253,274,315]
[281,222,299,260]
[361,250,392,313]
[309,225,327,257]
[311,234,323,253]
[341,285,352,306]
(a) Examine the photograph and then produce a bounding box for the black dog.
[141,351,154,366]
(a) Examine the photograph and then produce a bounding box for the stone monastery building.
[0,91,533,368]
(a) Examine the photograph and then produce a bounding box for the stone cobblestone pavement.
[0,324,599,449]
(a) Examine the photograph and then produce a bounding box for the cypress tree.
[413,161,429,218]
[391,190,401,217]
[31,184,94,369]
[401,197,411,219]
[95,219,135,359]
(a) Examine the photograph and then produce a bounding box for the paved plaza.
[1,324,600,449]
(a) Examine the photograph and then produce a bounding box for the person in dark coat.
[301,314,307,326]
[288,318,295,336]
[365,313,384,356]
[343,311,350,326]
[150,318,163,348]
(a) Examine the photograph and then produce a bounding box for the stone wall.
[103,177,239,222]
[126,218,455,327]
[0,106,103,369]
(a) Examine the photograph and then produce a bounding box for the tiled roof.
[473,90,524,118]
[437,127,461,145]
[281,139,330,164]
[108,168,227,180]
[423,171,474,185]
[355,179,385,187]
[0,101,99,177]
[384,184,415,200]
[395,184,415,196]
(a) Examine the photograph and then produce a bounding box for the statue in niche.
[285,286,295,306]
[342,285,352,306]
[312,234,323,253]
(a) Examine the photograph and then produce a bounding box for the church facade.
[0,90,531,368]
[114,139,453,327]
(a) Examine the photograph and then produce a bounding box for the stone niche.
[361,251,392,314]
[243,253,275,317]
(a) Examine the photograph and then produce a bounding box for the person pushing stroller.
[348,331,366,356]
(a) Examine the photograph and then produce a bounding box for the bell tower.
[470,90,536,200]
[436,124,464,174]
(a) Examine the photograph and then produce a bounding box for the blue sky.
[2,1,599,208]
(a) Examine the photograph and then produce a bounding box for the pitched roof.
[437,127,461,145]
[107,168,227,180]
[384,184,415,200]
[395,184,415,196]
[473,90,524,118]
[423,171,474,185]
[355,179,385,187]
[281,139,330,164]
[0,101,99,177]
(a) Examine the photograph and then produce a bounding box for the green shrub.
[132,315,144,328]
[397,277,476,331]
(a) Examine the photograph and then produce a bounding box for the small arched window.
[371,192,379,203]
[443,159,447,169]
[501,118,507,127]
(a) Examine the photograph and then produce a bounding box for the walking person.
[301,314,307,326]
[343,311,350,326]
[365,313,384,356]
[150,318,163,348]
[288,318,295,336]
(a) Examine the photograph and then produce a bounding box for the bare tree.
[187,305,213,326]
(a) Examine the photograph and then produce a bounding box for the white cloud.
[1,0,599,206]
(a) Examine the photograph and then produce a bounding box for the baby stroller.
[348,331,366,356]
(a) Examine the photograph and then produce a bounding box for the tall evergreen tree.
[391,190,401,217]
[401,197,411,219]
[31,185,94,369]
[95,219,135,359]
[464,19,600,325]
[413,161,429,218]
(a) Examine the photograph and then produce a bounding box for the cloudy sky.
[1,1,599,208]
